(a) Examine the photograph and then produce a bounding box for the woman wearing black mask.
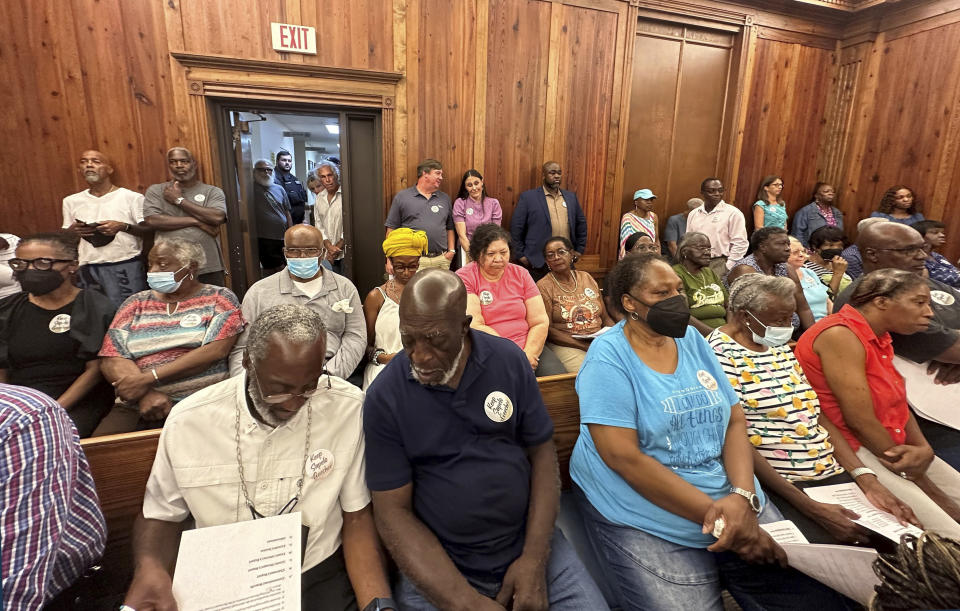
[570,253,848,609]
[807,225,852,298]
[0,231,116,436]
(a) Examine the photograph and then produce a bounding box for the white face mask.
[747,311,793,347]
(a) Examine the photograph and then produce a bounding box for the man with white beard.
[362,270,607,610]
[62,149,149,306]
[123,304,396,611]
[253,158,293,276]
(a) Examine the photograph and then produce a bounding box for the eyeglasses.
[282,247,323,258]
[391,262,420,273]
[252,367,330,404]
[7,257,75,271]
[631,244,659,254]
[254,167,274,173]
[544,248,570,260]
[875,245,932,256]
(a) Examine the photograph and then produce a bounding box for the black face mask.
[633,294,690,338]
[14,269,65,296]
[819,248,843,262]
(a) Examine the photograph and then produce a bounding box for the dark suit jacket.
[510,187,587,268]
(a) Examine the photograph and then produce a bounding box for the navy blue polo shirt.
[363,330,554,582]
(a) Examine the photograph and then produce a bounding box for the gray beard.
[411,339,465,387]
[246,374,282,428]
[84,174,101,185]
[254,176,274,188]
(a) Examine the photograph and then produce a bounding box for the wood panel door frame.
[615,3,756,255]
[165,53,401,285]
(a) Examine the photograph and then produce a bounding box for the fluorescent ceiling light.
[325,124,340,135]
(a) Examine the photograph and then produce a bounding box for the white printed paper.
[571,326,613,340]
[804,483,922,543]
[172,512,301,610]
[894,356,960,430]
[760,520,810,544]
[781,543,879,605]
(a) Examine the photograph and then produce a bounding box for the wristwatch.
[730,487,762,513]
[174,196,185,206]
[362,597,397,611]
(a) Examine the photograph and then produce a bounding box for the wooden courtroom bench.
[81,373,583,599]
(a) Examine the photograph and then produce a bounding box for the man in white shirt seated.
[123,304,394,611]
[228,224,366,381]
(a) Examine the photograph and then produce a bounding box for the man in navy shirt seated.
[363,270,607,610]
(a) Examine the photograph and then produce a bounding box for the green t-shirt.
[673,264,728,328]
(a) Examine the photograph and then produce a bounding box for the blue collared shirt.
[363,330,553,582]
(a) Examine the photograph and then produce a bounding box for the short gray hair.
[728,274,796,313]
[254,158,273,169]
[315,162,339,180]
[153,238,206,269]
[857,216,889,233]
[246,304,327,365]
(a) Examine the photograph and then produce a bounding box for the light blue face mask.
[286,256,320,279]
[748,311,794,347]
[148,264,189,294]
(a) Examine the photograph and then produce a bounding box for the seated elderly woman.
[536,236,614,373]
[806,225,852,298]
[912,219,960,289]
[456,223,565,376]
[624,231,660,255]
[363,228,426,388]
[727,227,816,330]
[672,232,728,334]
[796,269,960,537]
[709,274,919,544]
[95,238,246,434]
[571,253,848,609]
[0,231,115,436]
[788,236,832,321]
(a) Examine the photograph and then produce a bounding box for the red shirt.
[795,305,908,451]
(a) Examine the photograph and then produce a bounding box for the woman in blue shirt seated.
[570,253,850,610]
[871,185,924,225]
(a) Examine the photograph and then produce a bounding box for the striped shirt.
[0,385,106,607]
[707,330,842,481]
[99,286,246,402]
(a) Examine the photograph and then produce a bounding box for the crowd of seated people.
[10,159,960,611]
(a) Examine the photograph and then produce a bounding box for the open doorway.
[213,103,384,299]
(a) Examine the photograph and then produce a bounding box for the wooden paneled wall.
[3,0,960,267]
[734,36,835,225]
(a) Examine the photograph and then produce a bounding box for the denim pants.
[78,257,146,308]
[575,486,851,611]
[394,528,609,610]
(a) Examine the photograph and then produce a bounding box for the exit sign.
[271,22,317,55]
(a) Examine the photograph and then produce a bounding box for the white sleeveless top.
[362,286,402,389]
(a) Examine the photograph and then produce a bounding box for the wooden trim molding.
[186,79,392,108]
[756,25,838,49]
[171,52,403,84]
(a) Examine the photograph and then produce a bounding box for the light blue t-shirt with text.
[570,321,765,548]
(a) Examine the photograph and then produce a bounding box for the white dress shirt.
[313,188,344,261]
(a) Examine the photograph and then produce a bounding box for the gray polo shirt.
[143,181,227,274]
[385,186,454,254]
[228,268,366,379]
[254,182,291,240]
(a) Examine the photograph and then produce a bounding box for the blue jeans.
[394,528,609,610]
[575,487,851,611]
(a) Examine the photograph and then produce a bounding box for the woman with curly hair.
[871,185,924,225]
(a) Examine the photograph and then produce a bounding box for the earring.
[629,311,640,321]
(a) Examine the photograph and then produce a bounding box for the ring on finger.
[900,471,909,479]
[712,516,726,538]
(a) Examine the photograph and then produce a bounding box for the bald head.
[399,270,470,386]
[401,269,467,320]
[284,224,324,248]
[859,222,928,275]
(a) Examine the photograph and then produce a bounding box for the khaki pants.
[547,343,588,374]
[417,253,452,271]
[856,447,960,538]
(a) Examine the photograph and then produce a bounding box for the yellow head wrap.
[382,228,429,258]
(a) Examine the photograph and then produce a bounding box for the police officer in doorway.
[274,149,308,224]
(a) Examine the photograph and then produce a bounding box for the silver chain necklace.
[235,399,312,518]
